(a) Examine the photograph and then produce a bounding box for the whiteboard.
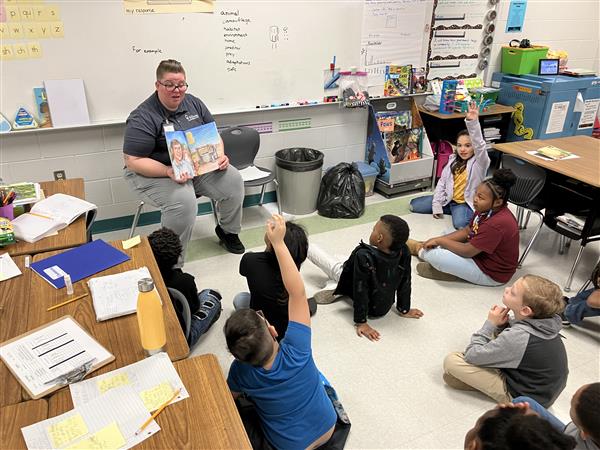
[1,0,434,123]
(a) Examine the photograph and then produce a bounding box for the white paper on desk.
[0,252,22,281]
[21,386,160,450]
[70,352,189,412]
[0,317,112,398]
[526,150,581,161]
[238,165,271,182]
[87,267,151,321]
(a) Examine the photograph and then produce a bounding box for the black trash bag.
[317,162,365,218]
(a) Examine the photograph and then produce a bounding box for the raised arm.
[266,215,310,326]
[465,101,490,172]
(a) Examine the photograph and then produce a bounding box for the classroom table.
[493,135,600,289]
[6,179,88,257]
[0,399,48,450]
[0,255,31,408]
[23,237,189,400]
[48,354,252,450]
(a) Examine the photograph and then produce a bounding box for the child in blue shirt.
[225,215,337,450]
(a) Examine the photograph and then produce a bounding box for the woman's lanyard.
[469,209,493,239]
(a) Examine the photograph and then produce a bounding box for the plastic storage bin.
[275,148,324,215]
[501,46,549,75]
[354,161,378,196]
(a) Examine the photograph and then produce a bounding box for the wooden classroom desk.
[24,237,189,400]
[0,255,31,408]
[48,354,251,450]
[493,135,600,188]
[6,179,88,257]
[0,399,48,450]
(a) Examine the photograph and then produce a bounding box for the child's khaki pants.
[443,352,512,403]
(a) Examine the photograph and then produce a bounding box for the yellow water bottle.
[136,278,166,356]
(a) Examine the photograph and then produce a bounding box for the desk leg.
[564,246,585,292]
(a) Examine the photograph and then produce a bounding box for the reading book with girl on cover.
[165,122,223,179]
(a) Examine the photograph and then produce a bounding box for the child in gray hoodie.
[443,274,568,407]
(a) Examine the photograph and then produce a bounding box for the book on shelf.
[384,65,412,96]
[385,128,422,164]
[11,193,96,243]
[33,87,53,128]
[411,67,427,94]
[165,122,223,180]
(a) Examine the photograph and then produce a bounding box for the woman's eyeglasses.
[157,81,188,92]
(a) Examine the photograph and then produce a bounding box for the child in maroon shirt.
[408,169,519,285]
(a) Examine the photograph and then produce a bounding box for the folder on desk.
[30,239,130,289]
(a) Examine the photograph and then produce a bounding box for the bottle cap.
[138,278,155,292]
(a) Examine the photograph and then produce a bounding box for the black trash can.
[275,148,324,215]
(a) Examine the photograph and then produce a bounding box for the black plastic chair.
[218,126,281,215]
[501,154,547,267]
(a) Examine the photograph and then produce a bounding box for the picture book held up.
[165,122,223,180]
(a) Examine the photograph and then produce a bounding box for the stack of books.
[483,127,501,150]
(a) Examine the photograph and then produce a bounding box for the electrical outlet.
[53,170,66,181]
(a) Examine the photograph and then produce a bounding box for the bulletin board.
[0,0,436,124]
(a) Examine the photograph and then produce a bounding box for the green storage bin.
[501,46,549,75]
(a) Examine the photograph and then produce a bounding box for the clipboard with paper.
[0,315,114,399]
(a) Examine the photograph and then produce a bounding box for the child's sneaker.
[416,262,461,282]
[560,296,571,327]
[313,289,339,305]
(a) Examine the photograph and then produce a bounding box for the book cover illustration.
[535,145,572,160]
[384,65,412,97]
[385,128,422,164]
[33,87,53,128]
[165,122,223,179]
[411,67,427,94]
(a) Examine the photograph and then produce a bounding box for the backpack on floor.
[433,140,454,179]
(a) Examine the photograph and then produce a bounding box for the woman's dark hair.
[284,222,308,269]
[148,227,182,272]
[477,408,576,450]
[576,383,600,443]
[380,215,409,252]
[451,129,471,175]
[483,168,517,205]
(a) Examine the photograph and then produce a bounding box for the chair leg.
[578,279,592,294]
[211,199,219,225]
[523,210,532,230]
[558,235,567,255]
[258,184,266,206]
[516,207,523,229]
[129,201,144,239]
[273,179,282,215]
[517,211,543,268]
[564,245,586,292]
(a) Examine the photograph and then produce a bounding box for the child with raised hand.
[409,168,519,286]
[309,215,423,342]
[410,101,490,229]
[224,215,337,450]
[443,274,568,407]
[464,404,576,450]
[511,383,600,450]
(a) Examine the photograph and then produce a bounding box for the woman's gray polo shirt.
[123,92,214,166]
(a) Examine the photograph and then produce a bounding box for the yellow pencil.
[29,212,53,220]
[135,388,182,435]
[47,293,89,311]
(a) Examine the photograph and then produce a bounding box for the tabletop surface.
[48,354,251,450]
[6,179,88,257]
[418,103,515,120]
[24,237,189,400]
[0,255,31,408]
[0,399,48,450]
[493,135,600,188]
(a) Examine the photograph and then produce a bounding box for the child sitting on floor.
[443,274,568,407]
[408,168,519,286]
[512,382,600,450]
[148,227,221,347]
[309,215,423,342]
[410,101,490,229]
[464,404,576,450]
[225,215,339,450]
[562,262,600,327]
[233,221,314,340]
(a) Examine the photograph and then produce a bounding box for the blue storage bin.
[491,72,600,141]
[354,161,379,196]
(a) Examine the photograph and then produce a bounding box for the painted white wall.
[486,0,599,82]
[0,106,368,222]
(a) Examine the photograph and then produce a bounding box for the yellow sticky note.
[47,414,89,448]
[36,22,52,38]
[46,5,60,20]
[13,43,29,59]
[19,6,33,21]
[27,41,42,58]
[0,24,8,39]
[97,373,130,394]
[50,20,63,37]
[23,22,39,38]
[67,422,126,450]
[8,23,23,39]
[140,382,174,412]
[5,5,20,21]
[122,235,141,250]
[1,45,14,60]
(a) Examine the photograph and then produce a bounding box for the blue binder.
[31,239,130,289]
